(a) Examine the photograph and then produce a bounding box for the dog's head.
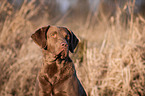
[31,25,79,59]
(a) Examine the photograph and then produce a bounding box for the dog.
[31,25,87,96]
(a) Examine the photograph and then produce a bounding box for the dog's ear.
[65,28,79,53]
[31,25,50,49]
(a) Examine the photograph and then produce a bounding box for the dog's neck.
[40,50,74,85]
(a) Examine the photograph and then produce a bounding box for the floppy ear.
[31,25,50,49]
[66,28,79,53]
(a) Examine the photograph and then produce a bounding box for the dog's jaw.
[42,48,69,65]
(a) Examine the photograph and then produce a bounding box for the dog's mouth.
[55,48,68,59]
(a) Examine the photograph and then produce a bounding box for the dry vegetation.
[0,0,145,96]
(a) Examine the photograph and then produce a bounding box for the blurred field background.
[0,0,145,96]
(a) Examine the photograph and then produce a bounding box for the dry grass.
[0,0,145,96]
[77,22,145,96]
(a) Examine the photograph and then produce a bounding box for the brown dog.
[31,25,87,96]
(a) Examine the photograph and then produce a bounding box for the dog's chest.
[42,61,74,85]
[45,62,59,78]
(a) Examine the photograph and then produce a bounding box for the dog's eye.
[51,32,57,38]
[65,35,70,40]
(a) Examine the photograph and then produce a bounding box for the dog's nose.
[61,43,68,48]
